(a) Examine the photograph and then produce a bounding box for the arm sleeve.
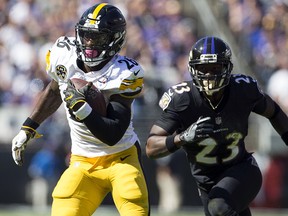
[268,104,288,141]
[253,94,288,144]
[83,101,131,146]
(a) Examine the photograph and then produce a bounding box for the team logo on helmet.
[56,65,67,80]
[86,14,101,28]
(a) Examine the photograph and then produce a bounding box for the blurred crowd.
[223,0,288,112]
[0,0,196,107]
[223,0,288,208]
[1,0,288,109]
[1,0,288,210]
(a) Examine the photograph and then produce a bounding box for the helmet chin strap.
[201,88,220,96]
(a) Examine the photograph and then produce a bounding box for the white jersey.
[45,36,144,157]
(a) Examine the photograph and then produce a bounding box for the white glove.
[179,116,214,144]
[12,127,42,166]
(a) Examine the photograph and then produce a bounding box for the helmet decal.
[203,37,208,54]
[211,37,215,53]
[88,3,107,26]
[203,37,215,54]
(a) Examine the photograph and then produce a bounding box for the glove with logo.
[179,116,214,144]
[12,126,42,166]
[64,79,92,111]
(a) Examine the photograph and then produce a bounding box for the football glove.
[179,116,214,144]
[12,126,42,166]
[64,79,92,111]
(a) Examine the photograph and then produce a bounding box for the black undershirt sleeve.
[83,101,131,146]
[155,109,182,135]
[253,94,288,145]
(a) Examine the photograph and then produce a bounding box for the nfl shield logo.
[215,117,222,125]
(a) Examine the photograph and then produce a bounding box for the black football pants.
[198,155,262,216]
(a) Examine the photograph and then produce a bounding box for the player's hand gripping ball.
[70,78,107,116]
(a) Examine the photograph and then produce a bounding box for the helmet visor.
[79,30,111,48]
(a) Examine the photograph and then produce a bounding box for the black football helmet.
[75,3,126,67]
[188,36,233,95]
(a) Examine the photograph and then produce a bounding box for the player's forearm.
[263,96,288,141]
[83,101,131,145]
[146,136,170,159]
[255,95,288,145]
[146,134,183,159]
[269,109,288,142]
[29,81,62,124]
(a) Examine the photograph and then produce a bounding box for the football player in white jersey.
[11,3,150,216]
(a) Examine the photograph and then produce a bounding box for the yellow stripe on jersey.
[45,50,51,72]
[120,78,143,91]
[120,89,142,98]
[90,3,108,24]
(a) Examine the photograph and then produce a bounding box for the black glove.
[64,79,92,111]
[179,116,214,144]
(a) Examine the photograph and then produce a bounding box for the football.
[70,78,107,116]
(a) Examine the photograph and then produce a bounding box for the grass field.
[0,205,288,216]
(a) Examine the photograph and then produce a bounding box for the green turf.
[0,206,287,216]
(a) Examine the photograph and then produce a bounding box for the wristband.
[21,121,43,139]
[165,134,180,153]
[23,117,39,130]
[281,131,288,146]
[73,102,92,120]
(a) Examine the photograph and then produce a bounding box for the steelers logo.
[56,65,67,80]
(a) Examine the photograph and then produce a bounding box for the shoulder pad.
[46,36,77,82]
[231,74,262,89]
[231,74,257,84]
[159,82,191,111]
[113,56,144,98]
[230,74,264,98]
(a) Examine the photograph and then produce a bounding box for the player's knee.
[117,200,150,216]
[208,198,239,216]
[51,198,91,216]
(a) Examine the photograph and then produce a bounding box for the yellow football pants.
[51,144,149,216]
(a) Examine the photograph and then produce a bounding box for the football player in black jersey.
[146,36,288,216]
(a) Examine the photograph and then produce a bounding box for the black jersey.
[156,74,265,185]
